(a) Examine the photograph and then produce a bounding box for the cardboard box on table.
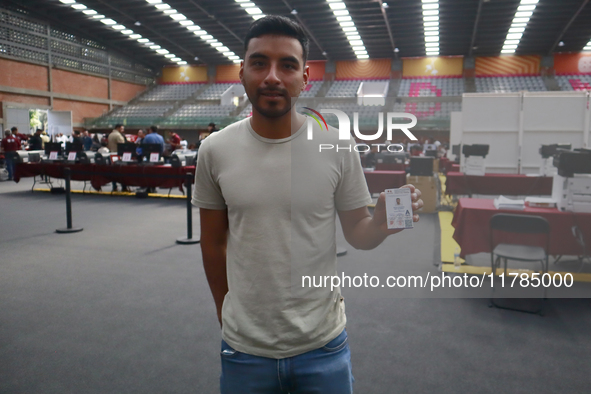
[407,175,438,213]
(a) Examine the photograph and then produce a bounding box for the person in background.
[135,130,146,163]
[207,122,219,135]
[90,134,102,152]
[108,124,125,153]
[55,133,68,149]
[196,123,219,150]
[136,129,145,145]
[82,130,93,151]
[107,124,129,192]
[97,140,109,154]
[72,130,83,145]
[142,125,165,193]
[28,129,44,151]
[40,131,50,149]
[1,129,21,180]
[142,125,164,155]
[166,130,182,152]
[12,127,28,145]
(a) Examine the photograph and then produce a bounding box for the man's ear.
[239,60,245,84]
[301,64,310,92]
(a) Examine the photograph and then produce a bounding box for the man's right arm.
[200,208,229,327]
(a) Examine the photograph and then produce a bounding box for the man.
[196,123,219,151]
[55,132,68,149]
[107,124,128,192]
[28,129,44,151]
[40,130,50,149]
[166,130,182,153]
[207,122,218,135]
[193,16,422,393]
[142,125,164,155]
[107,124,126,153]
[141,125,165,193]
[72,130,83,145]
[1,129,21,180]
[11,127,28,145]
[135,129,145,145]
[82,130,93,151]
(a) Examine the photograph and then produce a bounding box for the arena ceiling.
[6,0,591,70]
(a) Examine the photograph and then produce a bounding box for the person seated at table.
[97,141,109,154]
[166,130,182,153]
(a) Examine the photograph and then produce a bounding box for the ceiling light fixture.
[324,0,368,59]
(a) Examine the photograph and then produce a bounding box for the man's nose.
[264,64,281,85]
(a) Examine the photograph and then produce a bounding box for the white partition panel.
[5,108,30,134]
[448,111,462,161]
[521,92,588,174]
[462,93,522,173]
[462,93,521,132]
[47,110,72,138]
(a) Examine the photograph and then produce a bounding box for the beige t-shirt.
[193,117,371,359]
[107,130,125,152]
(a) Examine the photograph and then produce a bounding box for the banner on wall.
[161,66,207,84]
[307,61,326,81]
[475,55,540,76]
[216,65,241,82]
[554,53,591,74]
[402,57,463,78]
[336,59,391,80]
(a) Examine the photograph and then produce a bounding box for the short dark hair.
[149,125,158,133]
[114,124,123,129]
[208,123,216,128]
[11,127,17,132]
[244,15,309,64]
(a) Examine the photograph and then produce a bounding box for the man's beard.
[247,87,297,118]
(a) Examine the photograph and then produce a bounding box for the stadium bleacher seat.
[169,104,236,119]
[139,84,203,101]
[325,79,389,98]
[300,81,323,98]
[198,83,239,99]
[393,101,461,120]
[398,78,464,97]
[556,75,591,91]
[475,76,546,93]
[239,104,253,118]
[109,104,173,118]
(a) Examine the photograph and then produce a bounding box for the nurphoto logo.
[302,108,418,153]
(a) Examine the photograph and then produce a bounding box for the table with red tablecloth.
[445,172,553,196]
[439,157,458,173]
[364,170,407,194]
[452,198,591,259]
[14,162,195,191]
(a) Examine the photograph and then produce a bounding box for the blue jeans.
[5,157,15,180]
[220,329,354,394]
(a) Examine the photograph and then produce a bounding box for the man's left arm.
[338,184,423,250]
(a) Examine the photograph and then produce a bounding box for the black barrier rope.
[56,167,83,234]
[177,173,200,245]
[48,166,198,244]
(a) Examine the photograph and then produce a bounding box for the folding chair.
[489,213,550,314]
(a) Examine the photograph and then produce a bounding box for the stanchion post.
[177,173,200,244]
[56,167,83,234]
